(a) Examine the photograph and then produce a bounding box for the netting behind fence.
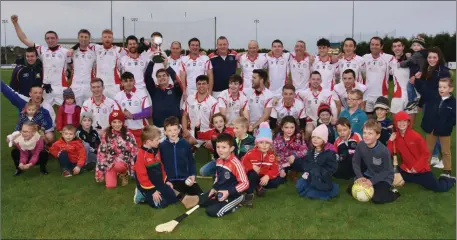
[318,30,397,44]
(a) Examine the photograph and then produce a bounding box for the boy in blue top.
[339,89,368,136]
[159,116,203,195]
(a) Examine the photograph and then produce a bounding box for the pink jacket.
[273,133,308,170]
[15,137,45,165]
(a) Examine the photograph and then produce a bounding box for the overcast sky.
[1,1,456,53]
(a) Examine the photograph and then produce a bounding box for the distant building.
[329,42,341,55]
[58,38,125,49]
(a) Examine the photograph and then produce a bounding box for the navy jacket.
[145,64,183,128]
[292,148,338,191]
[159,137,197,180]
[422,95,456,136]
[10,59,43,96]
[415,65,450,108]
[209,51,238,92]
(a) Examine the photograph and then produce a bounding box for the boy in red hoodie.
[387,111,455,192]
[241,122,281,207]
[49,124,86,177]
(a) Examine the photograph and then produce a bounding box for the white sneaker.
[434,160,444,169]
[430,157,440,166]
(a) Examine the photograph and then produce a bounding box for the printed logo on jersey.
[224,171,230,179]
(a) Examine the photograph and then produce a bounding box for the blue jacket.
[15,111,52,133]
[415,65,450,108]
[145,64,183,128]
[10,59,43,96]
[159,137,197,180]
[421,95,456,136]
[209,52,238,92]
[1,81,53,132]
[339,108,368,136]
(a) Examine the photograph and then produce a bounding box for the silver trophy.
[152,36,164,63]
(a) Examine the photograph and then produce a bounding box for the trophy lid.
[153,37,163,45]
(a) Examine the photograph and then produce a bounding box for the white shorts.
[390,96,408,114]
[43,86,64,106]
[364,95,380,113]
[104,84,121,99]
[72,84,92,106]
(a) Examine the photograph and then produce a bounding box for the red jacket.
[387,111,430,173]
[196,127,235,141]
[134,147,167,191]
[241,147,280,179]
[56,104,81,131]
[49,138,86,168]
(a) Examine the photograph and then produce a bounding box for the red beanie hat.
[318,103,332,116]
[109,110,125,125]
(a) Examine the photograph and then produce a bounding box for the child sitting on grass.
[76,112,100,171]
[196,133,249,217]
[232,117,255,160]
[387,111,455,192]
[133,125,199,209]
[373,96,393,146]
[273,116,308,181]
[289,124,339,200]
[56,88,81,132]
[241,122,282,207]
[160,116,203,195]
[316,103,337,144]
[349,119,400,204]
[196,113,235,177]
[333,118,362,180]
[49,125,86,177]
[96,110,138,188]
[10,122,49,176]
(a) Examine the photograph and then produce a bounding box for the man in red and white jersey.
[296,71,337,139]
[238,40,267,96]
[81,78,120,134]
[114,72,151,146]
[265,39,290,98]
[217,74,249,125]
[143,32,168,85]
[68,29,96,106]
[182,75,220,146]
[289,40,312,91]
[390,39,415,119]
[362,36,394,115]
[180,37,210,99]
[332,69,367,114]
[168,41,184,76]
[247,69,273,134]
[337,38,365,84]
[312,38,339,91]
[119,35,149,95]
[11,14,69,106]
[269,84,306,128]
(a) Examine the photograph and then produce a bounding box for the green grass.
[1,69,456,239]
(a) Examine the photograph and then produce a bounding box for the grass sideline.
[1,69,455,239]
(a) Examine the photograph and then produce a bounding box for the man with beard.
[247,69,273,134]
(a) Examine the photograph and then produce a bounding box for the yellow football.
[351,182,375,202]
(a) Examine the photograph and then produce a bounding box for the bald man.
[237,40,268,96]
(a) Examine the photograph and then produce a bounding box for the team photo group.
[3,13,456,225]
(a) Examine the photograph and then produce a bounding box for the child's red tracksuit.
[241,147,282,193]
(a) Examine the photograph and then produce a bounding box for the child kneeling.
[197,133,249,217]
[133,125,200,209]
[289,124,339,200]
[96,110,138,188]
[241,122,282,207]
[350,119,400,204]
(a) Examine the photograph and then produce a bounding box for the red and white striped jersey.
[388,56,409,99]
[94,44,127,86]
[247,88,274,125]
[289,53,312,91]
[337,55,365,84]
[114,89,151,130]
[363,53,394,98]
[332,82,368,109]
[36,45,69,87]
[180,55,210,91]
[81,95,120,130]
[270,98,306,125]
[266,53,290,96]
[217,90,249,124]
[238,53,268,90]
[296,88,337,122]
[184,93,220,132]
[312,55,339,91]
[70,47,96,87]
[118,54,150,90]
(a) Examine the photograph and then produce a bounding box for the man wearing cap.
[374,96,393,146]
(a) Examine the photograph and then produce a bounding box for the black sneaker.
[14,169,23,176]
[240,193,255,208]
[392,188,401,198]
